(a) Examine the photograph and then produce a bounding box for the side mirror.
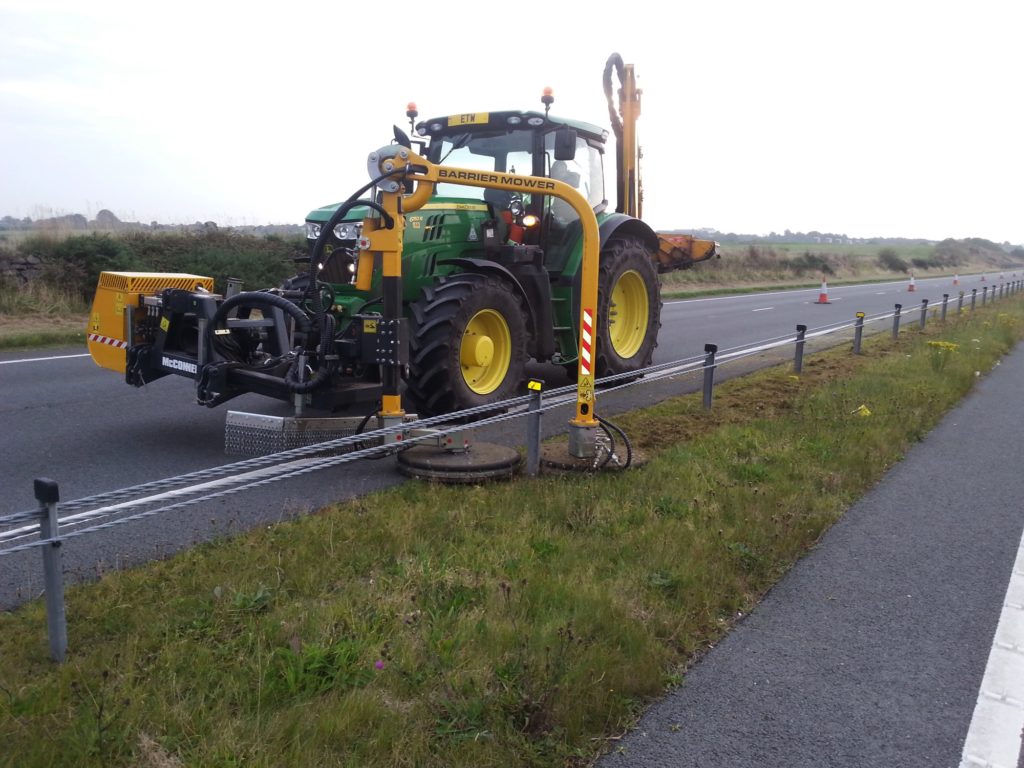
[393,125,412,149]
[554,127,577,161]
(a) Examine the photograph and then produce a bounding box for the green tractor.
[301,56,715,415]
[87,55,716,419]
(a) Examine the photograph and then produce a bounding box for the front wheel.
[406,274,529,416]
[594,238,662,377]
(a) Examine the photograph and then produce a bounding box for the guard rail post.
[919,299,929,330]
[794,325,807,373]
[892,304,902,339]
[525,380,544,477]
[35,478,67,663]
[982,286,988,306]
[941,294,948,322]
[957,291,964,314]
[971,289,977,311]
[1000,283,1005,299]
[702,344,717,410]
[853,313,865,355]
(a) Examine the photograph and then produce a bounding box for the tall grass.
[1,299,1022,767]
[0,279,89,316]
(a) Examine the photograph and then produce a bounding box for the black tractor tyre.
[593,237,662,378]
[406,274,530,417]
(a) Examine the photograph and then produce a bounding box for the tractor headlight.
[333,222,362,241]
[305,222,322,240]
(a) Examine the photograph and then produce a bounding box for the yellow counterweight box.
[87,271,214,373]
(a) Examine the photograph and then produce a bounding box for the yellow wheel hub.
[460,309,511,394]
[609,269,648,359]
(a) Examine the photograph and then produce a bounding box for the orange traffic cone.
[981,273,987,282]
[907,272,916,292]
[815,275,830,304]
[953,274,960,286]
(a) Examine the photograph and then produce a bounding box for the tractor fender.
[436,258,533,313]
[597,214,659,254]
[435,257,546,355]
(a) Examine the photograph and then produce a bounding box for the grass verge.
[1,301,1023,767]
[0,281,89,350]
[0,328,86,351]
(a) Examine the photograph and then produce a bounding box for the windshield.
[430,131,535,199]
[428,128,605,211]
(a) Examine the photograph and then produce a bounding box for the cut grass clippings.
[1,301,1023,767]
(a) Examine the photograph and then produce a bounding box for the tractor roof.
[416,110,607,143]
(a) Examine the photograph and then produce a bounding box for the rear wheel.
[594,238,662,377]
[407,274,529,416]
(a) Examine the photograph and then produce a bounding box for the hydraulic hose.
[603,53,625,139]
[209,290,312,343]
[286,169,406,393]
[596,414,633,469]
[603,53,627,215]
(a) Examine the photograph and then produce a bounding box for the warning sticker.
[579,377,594,403]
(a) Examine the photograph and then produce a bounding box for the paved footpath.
[600,345,1024,768]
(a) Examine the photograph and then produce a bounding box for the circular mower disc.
[397,442,521,483]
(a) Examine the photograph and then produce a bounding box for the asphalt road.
[0,273,1000,610]
[598,340,1024,768]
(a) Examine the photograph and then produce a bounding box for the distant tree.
[94,209,121,229]
[878,247,909,273]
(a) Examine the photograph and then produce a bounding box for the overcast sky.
[1,0,1021,243]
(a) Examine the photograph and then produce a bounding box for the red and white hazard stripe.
[87,333,128,349]
[580,308,594,377]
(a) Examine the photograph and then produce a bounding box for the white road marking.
[664,279,918,307]
[959,530,1024,768]
[0,353,90,366]
[876,291,887,295]
[751,307,774,313]
[665,287,817,305]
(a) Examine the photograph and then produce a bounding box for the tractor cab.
[414,110,609,269]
